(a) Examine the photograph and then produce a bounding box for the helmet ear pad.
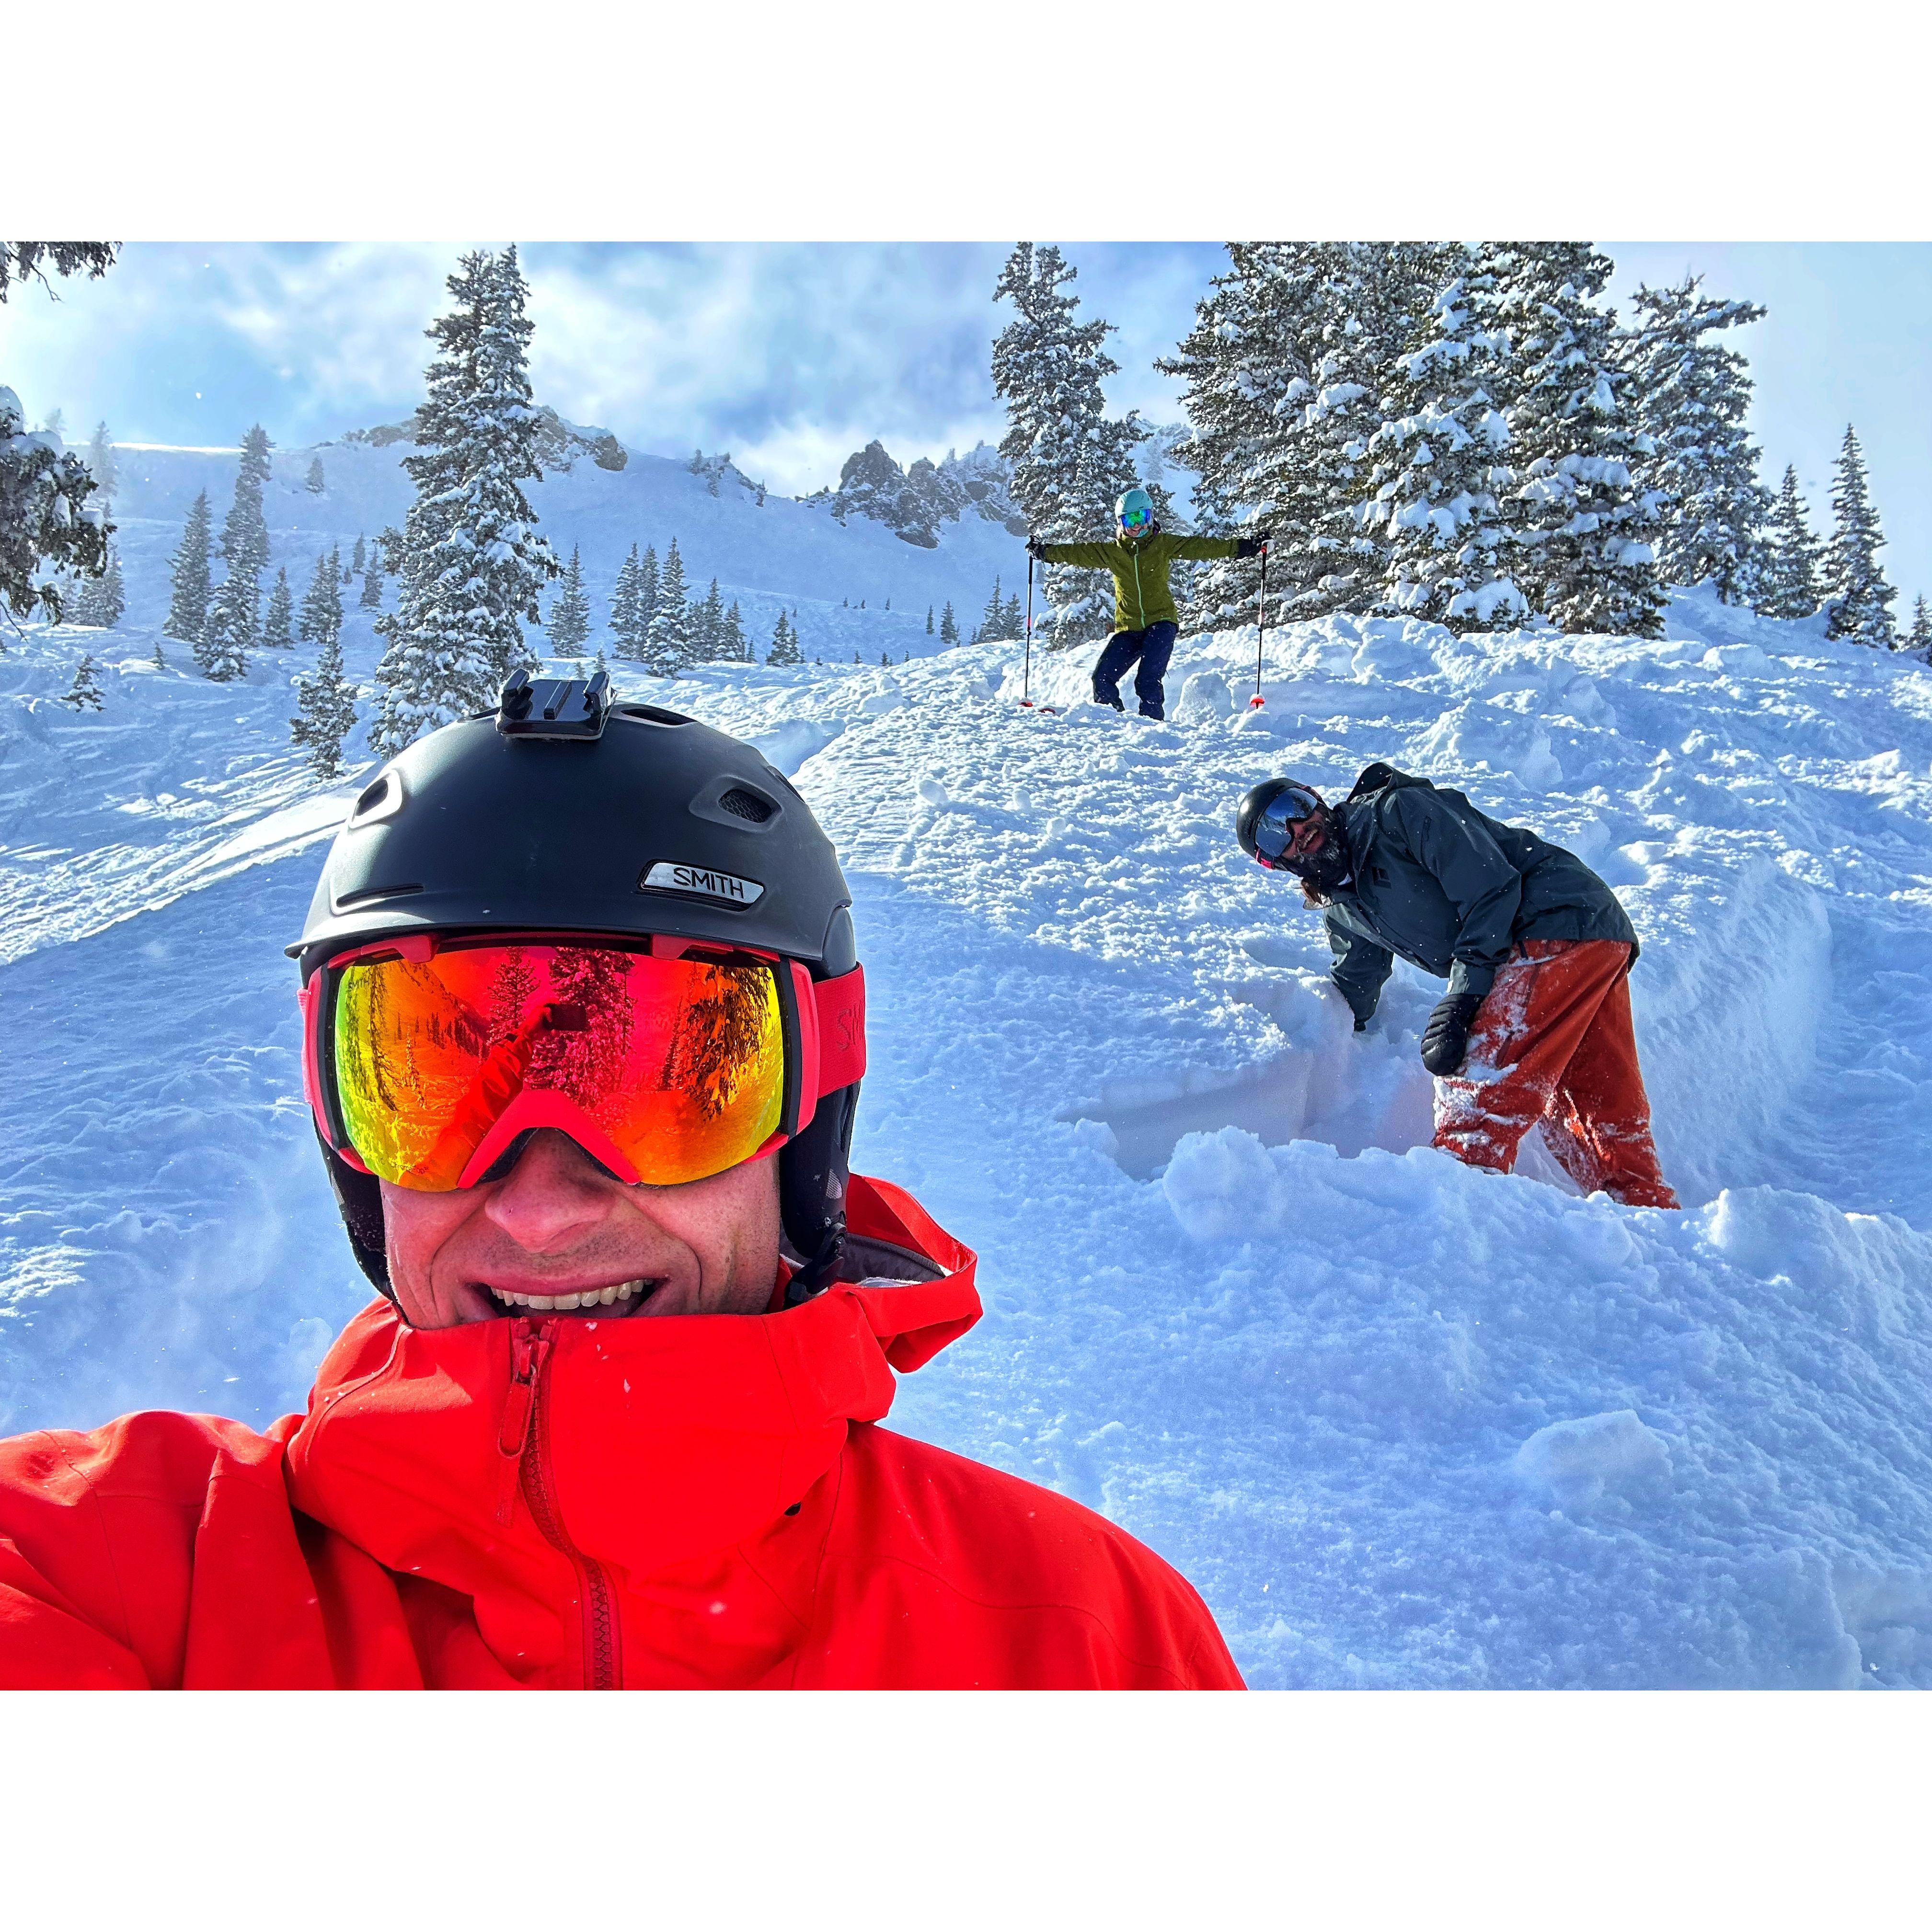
[779,1081,859,1304]
[320,1129,396,1301]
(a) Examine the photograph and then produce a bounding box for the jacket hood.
[284,1176,979,1610]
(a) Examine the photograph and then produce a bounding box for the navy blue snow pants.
[1092,621,1178,719]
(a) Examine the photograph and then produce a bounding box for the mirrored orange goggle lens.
[332,943,785,1190]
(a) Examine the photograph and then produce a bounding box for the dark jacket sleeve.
[1035,540,1117,569]
[1389,788,1523,999]
[1326,912,1393,1024]
[1170,535,1242,561]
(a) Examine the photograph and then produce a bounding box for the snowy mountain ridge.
[4,573,1932,1687]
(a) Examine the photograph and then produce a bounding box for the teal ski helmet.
[1116,486,1155,536]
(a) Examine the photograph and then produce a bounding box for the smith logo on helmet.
[639,861,766,905]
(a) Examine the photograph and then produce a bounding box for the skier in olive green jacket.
[1028,487,1267,719]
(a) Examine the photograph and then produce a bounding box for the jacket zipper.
[500,1317,621,1690]
[1131,545,1145,629]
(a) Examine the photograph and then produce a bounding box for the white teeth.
[487,1280,652,1311]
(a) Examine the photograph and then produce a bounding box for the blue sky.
[3,241,1925,605]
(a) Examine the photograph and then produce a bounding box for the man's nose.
[481,1129,618,1252]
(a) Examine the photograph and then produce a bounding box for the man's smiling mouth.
[483,1277,664,1314]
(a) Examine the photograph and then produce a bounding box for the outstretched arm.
[1170,535,1246,561]
[1031,540,1117,569]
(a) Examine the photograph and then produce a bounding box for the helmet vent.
[350,771,405,827]
[719,787,776,824]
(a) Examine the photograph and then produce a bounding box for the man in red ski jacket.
[0,683,1242,1690]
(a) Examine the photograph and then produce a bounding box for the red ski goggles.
[299,933,866,1193]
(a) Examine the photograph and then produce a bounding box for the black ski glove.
[1353,1014,1368,1034]
[1419,991,1485,1077]
[1235,533,1271,559]
[1025,536,1048,560]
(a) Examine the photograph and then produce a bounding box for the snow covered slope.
[5,581,1932,1688]
[104,432,1024,670]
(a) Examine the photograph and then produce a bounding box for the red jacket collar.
[283,1176,980,1590]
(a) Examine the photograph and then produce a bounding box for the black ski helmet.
[290,684,862,1302]
[1235,776,1326,868]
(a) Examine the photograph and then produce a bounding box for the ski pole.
[1250,540,1269,708]
[1022,552,1035,708]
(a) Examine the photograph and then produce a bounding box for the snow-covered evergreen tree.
[70,542,125,627]
[767,610,802,666]
[152,640,165,669]
[1367,255,1526,633]
[165,490,213,643]
[1619,275,1770,603]
[548,542,591,652]
[0,385,111,621]
[723,600,749,663]
[86,421,116,512]
[352,533,366,574]
[196,571,253,680]
[643,536,690,674]
[610,544,647,659]
[370,247,559,755]
[692,578,725,660]
[992,242,1146,645]
[359,557,382,608]
[1489,245,1664,636]
[939,599,958,646]
[306,456,326,494]
[300,547,344,649]
[1824,424,1898,647]
[1163,243,1451,628]
[1903,594,1932,661]
[636,545,660,640]
[290,631,358,782]
[216,423,274,649]
[61,651,104,710]
[1757,465,1827,619]
[925,604,933,634]
[261,565,294,646]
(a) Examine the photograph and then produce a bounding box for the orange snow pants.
[1431,939,1679,1208]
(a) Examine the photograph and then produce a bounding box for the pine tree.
[1757,466,1827,619]
[0,388,111,622]
[691,578,725,661]
[643,536,690,674]
[548,543,591,653]
[636,545,660,640]
[1619,275,1771,603]
[925,604,933,634]
[165,494,214,645]
[352,533,367,574]
[1001,590,1024,637]
[152,641,165,669]
[1490,245,1664,636]
[196,572,253,680]
[1367,256,1526,632]
[70,542,126,627]
[290,631,358,782]
[1904,594,1932,661]
[370,247,560,755]
[767,610,803,666]
[974,576,1007,644]
[261,565,294,646]
[86,421,116,512]
[939,599,958,645]
[1824,424,1898,648]
[723,600,749,662]
[300,548,344,649]
[359,557,382,608]
[61,652,104,711]
[992,242,1147,645]
[216,424,274,649]
[306,455,326,494]
[1162,242,1452,628]
[610,543,648,659]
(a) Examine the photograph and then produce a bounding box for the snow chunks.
[1513,1409,1674,1514]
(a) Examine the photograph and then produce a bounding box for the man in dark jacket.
[1028,487,1265,719]
[1237,762,1679,1209]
